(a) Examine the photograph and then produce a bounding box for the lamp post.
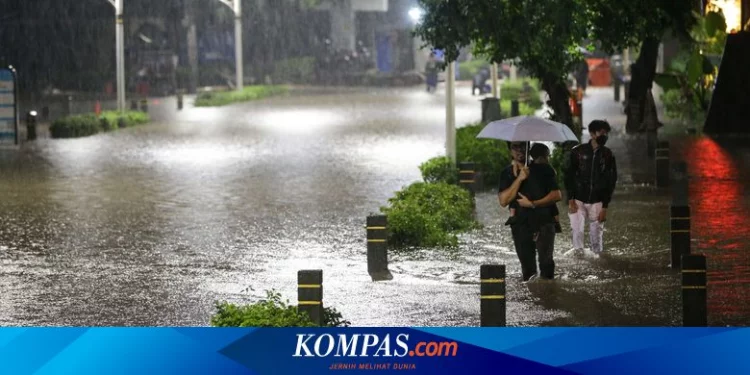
[107,0,126,112]
[217,0,243,91]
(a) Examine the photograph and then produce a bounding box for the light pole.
[446,61,456,163]
[107,0,126,112]
[217,0,243,91]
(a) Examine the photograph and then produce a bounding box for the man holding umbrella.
[478,116,577,282]
[497,142,562,281]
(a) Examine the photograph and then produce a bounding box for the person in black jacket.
[563,120,618,257]
[498,142,562,281]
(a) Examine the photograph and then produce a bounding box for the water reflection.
[684,137,750,326]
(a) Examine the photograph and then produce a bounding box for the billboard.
[0,67,18,146]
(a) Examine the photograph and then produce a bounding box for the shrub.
[210,290,350,327]
[380,182,477,248]
[501,79,543,109]
[50,111,149,139]
[272,57,316,84]
[194,85,289,107]
[419,156,458,185]
[549,144,566,188]
[456,122,511,189]
[500,99,537,116]
[50,114,101,138]
[458,59,489,80]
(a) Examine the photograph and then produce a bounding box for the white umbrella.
[476,116,579,165]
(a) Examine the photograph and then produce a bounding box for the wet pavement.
[0,84,745,326]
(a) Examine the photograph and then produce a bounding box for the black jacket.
[563,142,618,208]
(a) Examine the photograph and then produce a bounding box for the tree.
[414,0,696,137]
[415,0,590,136]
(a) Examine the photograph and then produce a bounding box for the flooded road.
[0,85,742,326]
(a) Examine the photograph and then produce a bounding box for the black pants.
[511,223,556,281]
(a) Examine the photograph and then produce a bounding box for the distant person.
[472,67,490,95]
[563,120,618,258]
[499,142,562,282]
[425,53,439,92]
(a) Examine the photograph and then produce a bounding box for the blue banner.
[0,328,748,374]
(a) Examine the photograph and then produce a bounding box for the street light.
[107,0,126,113]
[408,7,423,24]
[216,0,243,91]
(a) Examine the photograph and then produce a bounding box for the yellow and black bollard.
[366,215,392,281]
[670,205,691,269]
[480,264,506,327]
[298,270,323,326]
[681,254,707,326]
[655,141,670,187]
[459,162,477,215]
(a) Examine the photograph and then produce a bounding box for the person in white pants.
[563,120,618,257]
[569,200,604,254]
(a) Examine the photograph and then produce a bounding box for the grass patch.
[194,85,290,107]
[50,110,149,139]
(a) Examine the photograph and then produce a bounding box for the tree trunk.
[542,76,577,139]
[625,37,661,134]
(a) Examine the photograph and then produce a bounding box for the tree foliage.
[414,0,696,132]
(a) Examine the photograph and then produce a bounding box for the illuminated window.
[706,0,742,33]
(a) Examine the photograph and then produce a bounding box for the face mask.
[596,135,608,146]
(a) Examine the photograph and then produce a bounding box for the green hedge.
[210,290,350,327]
[500,99,537,117]
[456,122,511,189]
[50,110,149,139]
[194,85,290,107]
[501,79,543,109]
[380,182,477,248]
[419,156,459,185]
[458,59,489,80]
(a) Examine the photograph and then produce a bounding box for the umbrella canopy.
[477,116,579,143]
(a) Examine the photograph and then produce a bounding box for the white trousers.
[568,199,604,253]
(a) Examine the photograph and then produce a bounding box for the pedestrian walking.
[498,142,562,282]
[563,120,618,258]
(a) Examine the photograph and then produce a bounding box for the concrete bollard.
[298,270,324,326]
[681,254,707,326]
[26,111,37,141]
[139,98,148,113]
[366,215,392,281]
[511,100,520,117]
[670,205,691,270]
[655,141,670,187]
[481,97,502,123]
[177,91,184,110]
[480,265,506,327]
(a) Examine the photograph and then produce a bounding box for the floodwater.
[0,85,744,326]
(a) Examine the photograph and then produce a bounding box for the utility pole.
[446,61,456,163]
[217,0,243,91]
[107,0,126,112]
